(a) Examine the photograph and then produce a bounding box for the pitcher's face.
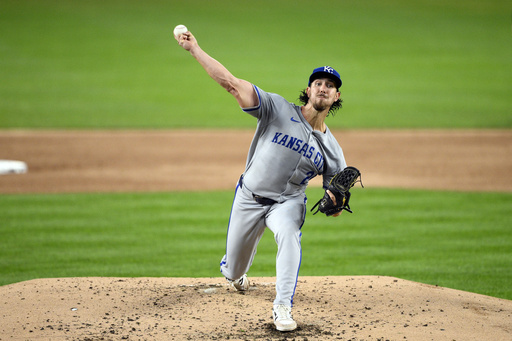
[307,78,340,112]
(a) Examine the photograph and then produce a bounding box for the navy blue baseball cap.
[308,66,342,89]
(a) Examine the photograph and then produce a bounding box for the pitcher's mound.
[1,276,511,340]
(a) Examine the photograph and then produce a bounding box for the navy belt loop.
[239,174,277,206]
[252,194,277,206]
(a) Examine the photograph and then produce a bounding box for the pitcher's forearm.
[189,45,237,94]
[176,31,257,108]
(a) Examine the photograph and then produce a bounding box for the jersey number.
[300,171,316,185]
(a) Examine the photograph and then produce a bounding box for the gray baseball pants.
[220,180,307,306]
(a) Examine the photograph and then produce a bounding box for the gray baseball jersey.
[220,85,347,307]
[242,85,347,195]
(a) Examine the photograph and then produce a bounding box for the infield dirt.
[1,129,511,340]
[1,129,511,193]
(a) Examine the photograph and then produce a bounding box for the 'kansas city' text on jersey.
[241,85,347,202]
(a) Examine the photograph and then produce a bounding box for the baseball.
[173,24,188,37]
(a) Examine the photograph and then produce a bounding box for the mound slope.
[1,276,511,340]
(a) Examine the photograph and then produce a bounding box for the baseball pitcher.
[175,28,361,332]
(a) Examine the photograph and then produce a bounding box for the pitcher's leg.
[266,196,306,306]
[273,227,302,306]
[220,186,267,281]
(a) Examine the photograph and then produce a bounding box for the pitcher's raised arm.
[174,30,258,109]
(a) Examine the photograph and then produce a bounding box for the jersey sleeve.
[241,85,279,124]
[321,133,347,189]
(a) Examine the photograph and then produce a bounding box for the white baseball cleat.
[228,274,250,291]
[272,304,297,331]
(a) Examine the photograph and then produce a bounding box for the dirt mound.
[1,276,511,340]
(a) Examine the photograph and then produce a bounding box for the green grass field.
[1,188,511,299]
[0,0,510,129]
[0,0,511,302]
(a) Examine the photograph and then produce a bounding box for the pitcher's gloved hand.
[311,166,363,216]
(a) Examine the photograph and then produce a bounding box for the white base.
[0,160,28,175]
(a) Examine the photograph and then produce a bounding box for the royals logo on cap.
[324,66,335,74]
[308,66,342,89]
